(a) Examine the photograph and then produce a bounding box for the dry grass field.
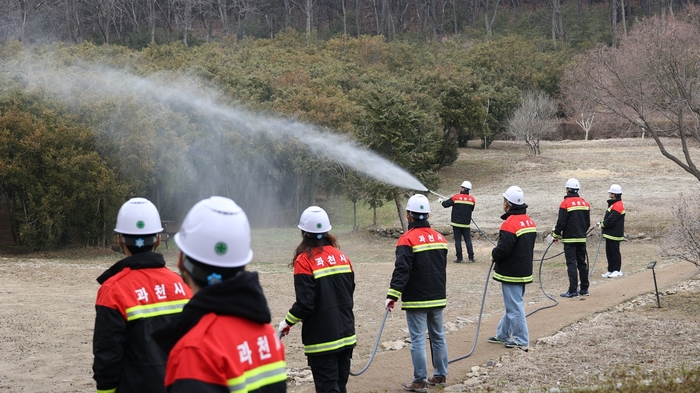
[1,138,699,392]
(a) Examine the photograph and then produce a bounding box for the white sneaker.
[602,271,612,278]
[609,271,623,278]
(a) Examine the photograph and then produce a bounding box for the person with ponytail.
[279,206,356,393]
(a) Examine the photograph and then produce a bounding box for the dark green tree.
[354,87,442,231]
[0,96,126,249]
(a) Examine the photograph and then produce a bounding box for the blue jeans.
[495,282,529,347]
[405,309,449,381]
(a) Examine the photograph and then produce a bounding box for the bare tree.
[664,193,700,268]
[575,114,594,141]
[550,0,564,46]
[3,0,47,42]
[561,72,597,140]
[94,0,116,44]
[289,0,315,37]
[506,90,559,156]
[65,0,85,43]
[564,15,700,182]
[213,0,230,36]
[482,0,500,37]
[232,0,262,38]
[147,0,157,44]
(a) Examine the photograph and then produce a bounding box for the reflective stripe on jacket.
[441,192,475,228]
[93,252,192,393]
[165,314,286,393]
[602,199,625,241]
[491,205,536,284]
[286,244,355,356]
[553,195,591,243]
[387,220,448,310]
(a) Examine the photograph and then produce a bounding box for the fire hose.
[348,225,600,370]
[588,227,603,279]
[349,308,390,376]
[283,196,604,374]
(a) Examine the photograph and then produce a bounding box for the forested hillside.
[2,0,644,45]
[1,1,699,250]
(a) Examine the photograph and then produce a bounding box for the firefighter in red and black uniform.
[552,178,591,298]
[93,197,193,393]
[600,184,626,278]
[486,186,536,351]
[152,196,286,393]
[386,194,449,392]
[441,181,476,263]
[278,206,355,393]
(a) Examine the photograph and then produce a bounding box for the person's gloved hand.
[437,198,444,204]
[385,299,395,312]
[278,320,291,338]
[596,221,601,227]
[551,229,561,243]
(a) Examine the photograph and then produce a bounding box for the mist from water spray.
[14,61,428,193]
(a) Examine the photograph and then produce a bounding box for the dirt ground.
[1,138,700,392]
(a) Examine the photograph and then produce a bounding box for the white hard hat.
[298,206,332,234]
[566,178,580,189]
[174,196,253,268]
[461,181,472,190]
[503,186,525,205]
[406,194,430,214]
[608,184,622,194]
[114,198,163,235]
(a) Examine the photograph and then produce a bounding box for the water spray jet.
[12,61,428,193]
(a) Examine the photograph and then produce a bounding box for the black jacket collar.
[152,270,271,353]
[500,203,529,220]
[96,251,166,284]
[408,220,431,230]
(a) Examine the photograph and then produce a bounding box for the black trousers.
[307,347,354,393]
[605,239,622,272]
[452,226,474,261]
[564,243,589,293]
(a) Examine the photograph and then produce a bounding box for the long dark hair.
[290,231,338,268]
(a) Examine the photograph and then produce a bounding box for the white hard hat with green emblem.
[298,206,332,234]
[114,197,163,235]
[503,186,525,205]
[175,196,253,268]
[406,194,430,214]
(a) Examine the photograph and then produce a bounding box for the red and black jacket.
[387,220,448,310]
[602,198,625,241]
[285,241,356,356]
[153,271,286,393]
[553,194,591,243]
[491,205,536,284]
[93,252,192,393]
[441,192,476,228]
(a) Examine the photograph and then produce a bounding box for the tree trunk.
[452,0,457,35]
[352,201,357,232]
[342,0,347,39]
[395,195,408,232]
[372,0,381,34]
[620,0,627,36]
[355,0,361,36]
[483,0,501,38]
[611,0,618,47]
[148,0,156,44]
[306,0,313,37]
[577,0,583,18]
